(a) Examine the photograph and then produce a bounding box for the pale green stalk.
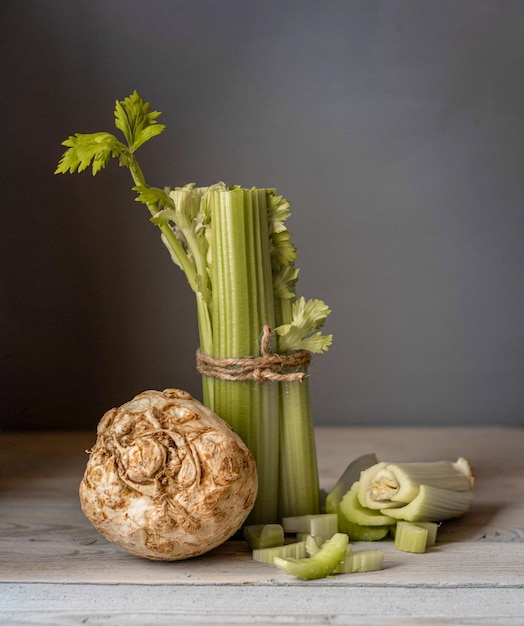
[275,289,320,518]
[208,188,280,524]
[127,159,199,292]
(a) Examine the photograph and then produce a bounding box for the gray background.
[3,0,524,431]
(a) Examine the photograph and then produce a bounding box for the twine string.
[196,325,311,383]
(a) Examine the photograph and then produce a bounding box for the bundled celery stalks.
[55,92,332,523]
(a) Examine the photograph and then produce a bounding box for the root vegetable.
[79,388,258,560]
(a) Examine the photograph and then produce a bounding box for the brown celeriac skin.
[79,388,258,560]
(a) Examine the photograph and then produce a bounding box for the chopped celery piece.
[382,485,474,522]
[338,517,391,541]
[304,534,342,556]
[274,533,349,580]
[310,513,338,539]
[253,540,306,564]
[390,520,439,547]
[412,521,439,547]
[243,524,284,550]
[335,549,384,574]
[339,482,397,526]
[282,513,338,539]
[394,521,428,553]
[325,453,378,515]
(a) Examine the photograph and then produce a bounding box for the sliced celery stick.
[325,453,378,515]
[243,524,284,550]
[252,540,306,564]
[282,513,338,538]
[274,533,349,580]
[394,521,428,553]
[382,485,474,522]
[339,482,398,526]
[338,517,391,541]
[335,549,384,574]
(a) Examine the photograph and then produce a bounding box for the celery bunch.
[55,92,332,523]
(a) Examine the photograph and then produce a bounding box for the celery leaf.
[114,91,165,152]
[271,231,297,270]
[55,132,126,175]
[275,297,332,353]
[267,192,291,235]
[55,91,165,177]
[273,265,299,300]
[133,185,172,213]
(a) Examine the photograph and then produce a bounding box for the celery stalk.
[270,190,331,518]
[278,375,320,517]
[208,188,280,524]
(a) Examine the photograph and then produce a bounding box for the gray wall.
[3,0,524,430]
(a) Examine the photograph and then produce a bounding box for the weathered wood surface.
[1,427,523,625]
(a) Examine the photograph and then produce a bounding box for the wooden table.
[1,427,523,625]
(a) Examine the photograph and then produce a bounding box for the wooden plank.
[1,583,524,625]
[1,532,523,586]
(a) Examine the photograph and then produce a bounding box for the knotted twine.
[196,325,311,383]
